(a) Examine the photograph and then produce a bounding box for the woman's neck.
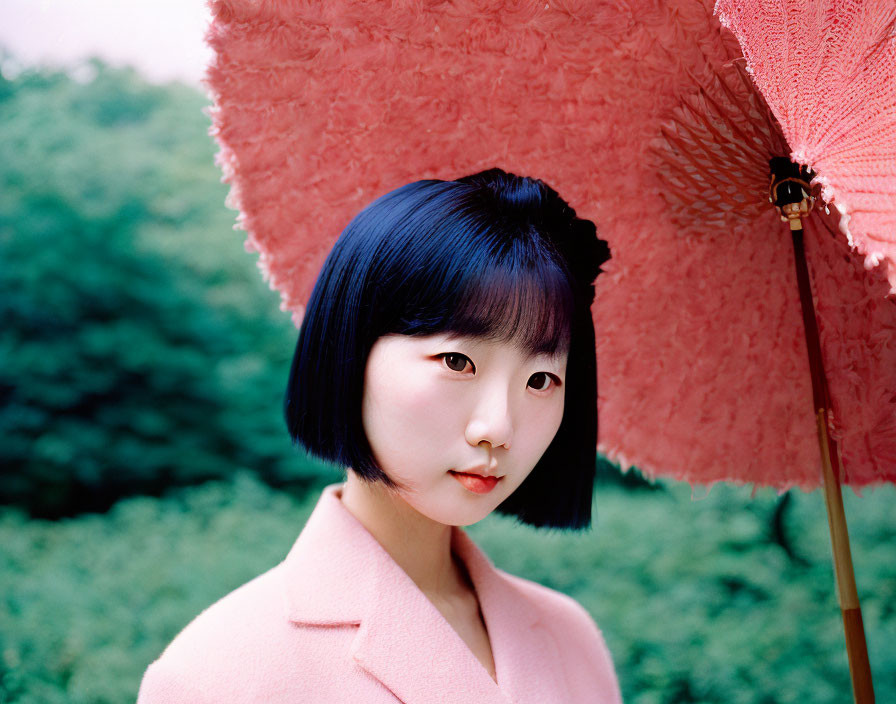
[339,471,471,601]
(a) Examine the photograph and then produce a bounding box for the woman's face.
[360,332,568,527]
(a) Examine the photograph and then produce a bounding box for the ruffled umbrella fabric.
[203,0,896,493]
[716,0,896,293]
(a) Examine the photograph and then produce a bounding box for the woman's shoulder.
[137,563,302,703]
[499,569,601,629]
[499,570,617,658]
[158,562,288,650]
[497,569,622,701]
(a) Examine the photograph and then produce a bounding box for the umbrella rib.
[655,132,748,209]
[682,67,772,162]
[652,139,709,193]
[664,171,724,207]
[661,181,707,213]
[728,61,789,155]
[815,213,844,242]
[669,109,756,182]
[677,98,760,166]
[730,61,782,152]
[655,178,737,224]
[658,127,716,178]
[673,179,749,211]
[694,84,773,162]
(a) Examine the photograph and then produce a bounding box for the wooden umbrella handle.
[817,407,874,704]
[792,220,875,704]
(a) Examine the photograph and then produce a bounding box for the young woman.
[137,168,622,703]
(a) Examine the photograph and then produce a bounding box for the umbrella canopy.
[203,0,896,491]
[716,0,896,293]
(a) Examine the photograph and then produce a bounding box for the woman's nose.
[464,388,513,450]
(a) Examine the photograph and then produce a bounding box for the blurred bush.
[0,59,342,517]
[1,473,893,704]
[0,471,323,704]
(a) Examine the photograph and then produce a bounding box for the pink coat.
[137,483,622,703]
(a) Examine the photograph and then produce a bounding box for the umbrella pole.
[790,219,875,704]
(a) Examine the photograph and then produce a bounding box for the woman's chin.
[404,491,497,528]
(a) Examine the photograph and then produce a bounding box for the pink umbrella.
[203,0,896,700]
[649,4,895,699]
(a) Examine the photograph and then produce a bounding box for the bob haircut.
[284,168,610,530]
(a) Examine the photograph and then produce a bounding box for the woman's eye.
[528,372,558,391]
[441,353,474,373]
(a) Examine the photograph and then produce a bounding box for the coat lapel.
[453,527,571,703]
[349,541,506,704]
[282,484,571,704]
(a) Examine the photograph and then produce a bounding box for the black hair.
[284,168,610,529]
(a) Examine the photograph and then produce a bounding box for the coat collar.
[282,483,570,704]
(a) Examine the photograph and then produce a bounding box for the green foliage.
[0,60,341,516]
[0,472,326,704]
[2,476,893,704]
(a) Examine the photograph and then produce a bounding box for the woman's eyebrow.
[436,334,567,362]
[528,350,569,368]
[434,333,472,346]
[534,358,567,370]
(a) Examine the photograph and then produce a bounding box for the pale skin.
[340,332,568,683]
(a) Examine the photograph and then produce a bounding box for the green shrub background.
[0,57,329,519]
[1,56,893,704]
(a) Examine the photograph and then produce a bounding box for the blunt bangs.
[385,220,575,359]
[285,169,608,530]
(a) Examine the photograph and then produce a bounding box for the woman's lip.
[449,471,501,494]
